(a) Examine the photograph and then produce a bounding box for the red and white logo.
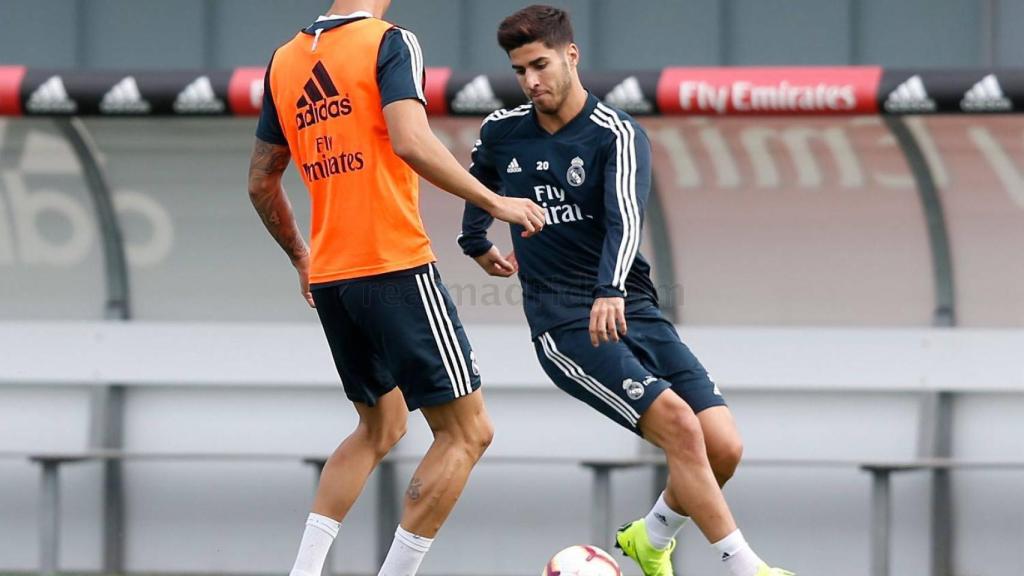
[658,67,881,115]
[227,68,265,116]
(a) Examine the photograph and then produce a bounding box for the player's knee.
[661,411,706,460]
[365,421,407,458]
[448,415,493,462]
[464,415,494,460]
[709,436,743,485]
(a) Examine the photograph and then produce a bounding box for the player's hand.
[293,254,315,308]
[490,196,546,238]
[472,247,518,277]
[589,297,627,347]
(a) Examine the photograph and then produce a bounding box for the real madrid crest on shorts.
[567,156,586,187]
[622,375,658,401]
[622,378,644,400]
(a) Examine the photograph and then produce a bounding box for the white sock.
[713,530,764,576]
[290,513,340,576]
[644,492,690,549]
[378,525,434,576]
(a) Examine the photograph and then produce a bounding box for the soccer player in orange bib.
[247,2,545,576]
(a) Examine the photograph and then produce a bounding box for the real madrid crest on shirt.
[567,156,586,187]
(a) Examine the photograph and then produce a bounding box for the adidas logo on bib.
[295,61,353,130]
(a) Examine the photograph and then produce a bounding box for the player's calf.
[640,393,736,541]
[400,393,494,537]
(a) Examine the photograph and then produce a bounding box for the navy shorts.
[311,263,481,411]
[534,310,725,435]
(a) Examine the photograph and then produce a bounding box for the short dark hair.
[497,5,574,53]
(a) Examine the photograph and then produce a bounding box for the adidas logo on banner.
[452,75,504,114]
[295,61,352,130]
[884,75,936,113]
[100,76,151,114]
[174,76,226,114]
[960,74,1013,112]
[603,76,652,114]
[26,76,77,114]
[506,157,522,174]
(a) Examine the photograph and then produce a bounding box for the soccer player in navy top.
[459,6,793,576]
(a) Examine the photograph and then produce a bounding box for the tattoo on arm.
[406,477,423,501]
[250,139,292,176]
[248,140,307,262]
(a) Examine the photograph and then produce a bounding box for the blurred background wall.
[1,0,1021,71]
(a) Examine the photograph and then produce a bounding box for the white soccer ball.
[541,545,622,576]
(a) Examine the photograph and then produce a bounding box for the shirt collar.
[316,11,373,21]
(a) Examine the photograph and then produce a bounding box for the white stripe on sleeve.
[399,29,425,103]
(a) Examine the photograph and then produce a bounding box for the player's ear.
[565,43,580,67]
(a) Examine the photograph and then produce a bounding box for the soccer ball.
[542,545,622,576]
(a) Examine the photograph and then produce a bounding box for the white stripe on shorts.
[415,272,465,398]
[426,264,472,396]
[539,333,639,426]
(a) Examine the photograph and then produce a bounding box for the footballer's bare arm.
[248,139,308,264]
[248,139,314,308]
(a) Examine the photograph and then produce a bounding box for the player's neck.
[536,85,588,134]
[326,0,382,18]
